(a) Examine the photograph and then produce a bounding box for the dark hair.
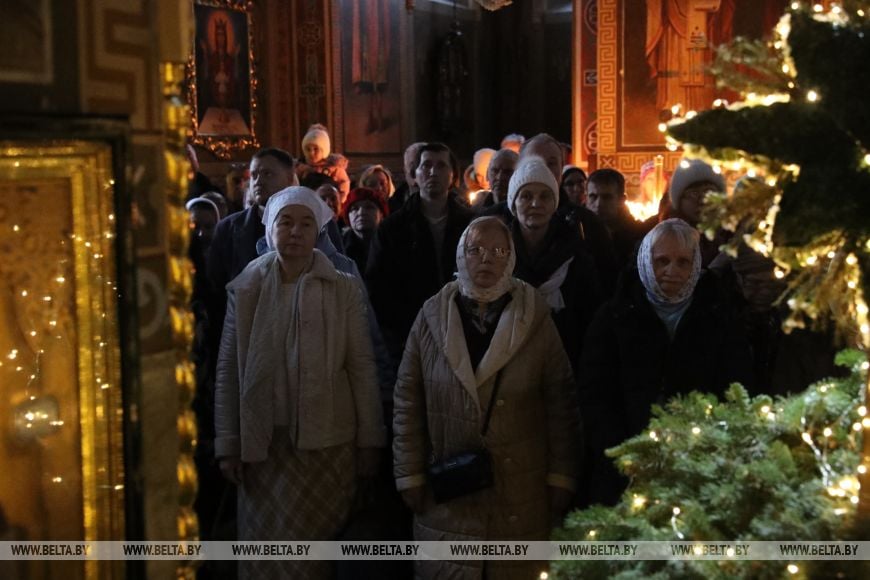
[588,168,626,196]
[414,142,461,189]
[251,147,295,169]
[300,172,339,190]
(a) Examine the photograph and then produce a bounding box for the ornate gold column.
[161,62,199,580]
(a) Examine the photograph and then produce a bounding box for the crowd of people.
[184,125,840,579]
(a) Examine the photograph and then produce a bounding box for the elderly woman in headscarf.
[214,186,386,578]
[578,218,752,506]
[393,216,579,580]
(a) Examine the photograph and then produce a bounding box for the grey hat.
[669,159,725,208]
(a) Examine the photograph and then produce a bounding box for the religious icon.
[189,0,259,159]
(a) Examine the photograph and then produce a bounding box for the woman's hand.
[356,447,381,480]
[400,487,426,514]
[219,457,244,485]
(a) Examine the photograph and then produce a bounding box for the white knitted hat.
[669,158,725,208]
[506,156,559,215]
[301,124,331,160]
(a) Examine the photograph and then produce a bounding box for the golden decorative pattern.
[596,0,617,154]
[164,61,199,579]
[595,0,682,189]
[0,141,126,580]
[78,0,160,130]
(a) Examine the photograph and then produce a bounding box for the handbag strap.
[480,370,503,436]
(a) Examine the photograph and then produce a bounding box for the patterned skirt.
[238,430,356,579]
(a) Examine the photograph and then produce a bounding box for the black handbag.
[427,372,502,504]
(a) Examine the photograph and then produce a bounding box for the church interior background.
[0,0,795,578]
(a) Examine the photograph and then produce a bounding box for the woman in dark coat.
[505,156,602,374]
[578,218,753,506]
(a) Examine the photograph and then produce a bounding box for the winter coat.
[511,217,603,376]
[297,153,351,197]
[214,250,386,462]
[578,268,753,505]
[366,192,475,370]
[341,227,372,276]
[393,280,579,580]
[556,199,620,295]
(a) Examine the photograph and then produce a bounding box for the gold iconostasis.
[0,138,130,580]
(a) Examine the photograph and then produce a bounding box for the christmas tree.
[552,352,867,579]
[554,2,870,577]
[663,0,870,517]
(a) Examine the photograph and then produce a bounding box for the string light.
[806,90,820,102]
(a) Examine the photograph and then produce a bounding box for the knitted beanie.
[301,124,331,160]
[669,158,725,209]
[341,187,389,222]
[506,156,560,215]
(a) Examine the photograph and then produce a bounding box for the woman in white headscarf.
[578,218,753,506]
[214,186,386,578]
[393,216,579,580]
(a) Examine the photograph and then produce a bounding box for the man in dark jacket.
[366,142,475,371]
[585,168,652,272]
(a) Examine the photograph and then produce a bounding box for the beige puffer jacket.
[214,250,386,462]
[393,280,579,580]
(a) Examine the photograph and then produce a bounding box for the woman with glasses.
[393,216,579,580]
[506,156,603,374]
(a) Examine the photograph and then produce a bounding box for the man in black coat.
[585,168,652,272]
[366,142,475,372]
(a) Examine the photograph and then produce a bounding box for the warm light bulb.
[672,507,681,516]
[823,427,833,437]
[691,426,701,435]
[787,563,799,574]
[807,90,820,102]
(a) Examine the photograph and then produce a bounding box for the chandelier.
[476,0,513,10]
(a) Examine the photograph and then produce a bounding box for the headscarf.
[636,218,702,336]
[262,186,334,251]
[456,217,516,303]
[301,123,331,160]
[185,196,221,223]
[506,155,560,215]
[358,164,396,197]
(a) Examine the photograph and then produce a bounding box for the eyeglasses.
[681,187,717,203]
[465,246,511,260]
